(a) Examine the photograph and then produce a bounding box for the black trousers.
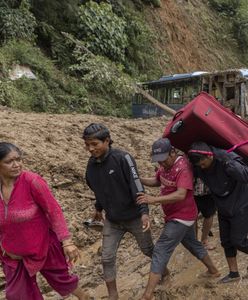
[218,208,248,257]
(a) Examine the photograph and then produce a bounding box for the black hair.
[82,123,113,145]
[188,141,212,165]
[0,142,22,161]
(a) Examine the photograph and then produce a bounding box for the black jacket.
[194,147,248,217]
[85,148,149,222]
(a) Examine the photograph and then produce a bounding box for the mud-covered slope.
[0,108,248,299]
[146,0,245,74]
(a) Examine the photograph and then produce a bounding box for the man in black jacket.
[83,123,153,300]
[188,141,248,284]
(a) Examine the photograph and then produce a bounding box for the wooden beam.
[135,86,176,116]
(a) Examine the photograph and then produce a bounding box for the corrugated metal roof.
[160,71,208,80]
[142,71,208,85]
[140,69,248,86]
[139,69,248,85]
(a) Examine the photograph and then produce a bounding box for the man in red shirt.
[137,138,219,300]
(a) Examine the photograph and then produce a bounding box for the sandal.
[83,219,104,231]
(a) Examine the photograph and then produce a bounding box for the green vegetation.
[71,46,134,117]
[1,0,247,117]
[208,0,248,56]
[0,0,36,43]
[0,41,88,113]
[0,0,161,116]
[78,1,128,63]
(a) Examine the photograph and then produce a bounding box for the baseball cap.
[151,138,172,162]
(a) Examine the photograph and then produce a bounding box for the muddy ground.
[0,107,247,300]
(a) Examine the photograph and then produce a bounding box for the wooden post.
[240,82,246,118]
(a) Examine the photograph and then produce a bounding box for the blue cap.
[151,138,172,162]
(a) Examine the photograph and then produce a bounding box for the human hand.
[141,214,150,232]
[136,192,156,205]
[62,242,80,265]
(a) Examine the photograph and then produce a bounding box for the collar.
[93,148,111,163]
[174,155,183,164]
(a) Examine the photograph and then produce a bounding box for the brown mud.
[0,108,247,299]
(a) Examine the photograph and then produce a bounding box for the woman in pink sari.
[0,142,89,300]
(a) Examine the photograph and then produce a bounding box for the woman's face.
[0,150,23,179]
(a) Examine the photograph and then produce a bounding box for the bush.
[232,1,248,51]
[0,80,26,108]
[78,1,128,62]
[70,45,135,116]
[142,0,161,7]
[0,40,89,113]
[208,0,240,16]
[0,0,37,43]
[208,0,248,53]
[123,10,159,78]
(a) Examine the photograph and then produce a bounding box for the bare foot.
[202,241,216,251]
[198,271,221,278]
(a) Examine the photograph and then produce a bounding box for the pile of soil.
[0,108,247,300]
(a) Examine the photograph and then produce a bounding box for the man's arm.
[224,158,248,183]
[122,153,148,215]
[215,150,248,183]
[140,176,160,187]
[136,187,187,205]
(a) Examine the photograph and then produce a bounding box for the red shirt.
[156,155,198,222]
[0,171,70,276]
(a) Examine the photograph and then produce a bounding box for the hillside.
[145,0,245,73]
[1,0,248,116]
[0,108,248,299]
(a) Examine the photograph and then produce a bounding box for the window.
[169,87,183,104]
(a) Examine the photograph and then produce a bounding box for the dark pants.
[151,220,207,274]
[218,209,248,257]
[102,218,154,281]
[195,194,216,218]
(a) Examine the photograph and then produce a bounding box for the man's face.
[84,138,110,158]
[157,152,175,169]
[196,156,213,169]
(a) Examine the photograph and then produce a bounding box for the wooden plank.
[135,86,176,116]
